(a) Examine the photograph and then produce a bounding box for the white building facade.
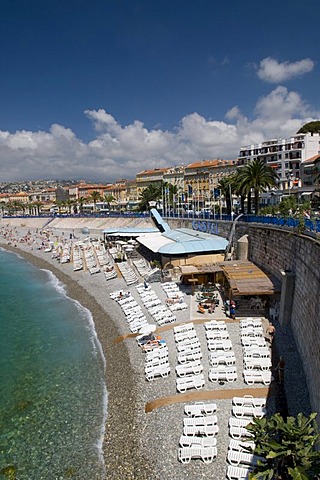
[238,132,320,190]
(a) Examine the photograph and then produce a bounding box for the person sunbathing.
[198,303,206,314]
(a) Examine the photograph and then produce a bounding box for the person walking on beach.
[266,322,276,345]
[276,356,285,384]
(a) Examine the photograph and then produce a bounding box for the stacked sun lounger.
[59,243,71,264]
[103,264,117,281]
[144,344,170,381]
[228,395,266,441]
[83,244,100,274]
[174,323,205,393]
[117,261,138,285]
[72,245,83,271]
[239,318,273,386]
[109,290,148,333]
[178,402,218,464]
[94,242,109,266]
[226,395,266,478]
[136,284,176,326]
[204,321,237,383]
[133,258,154,277]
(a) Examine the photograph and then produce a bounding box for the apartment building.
[238,132,320,190]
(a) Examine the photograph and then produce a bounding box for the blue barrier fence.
[2,212,320,233]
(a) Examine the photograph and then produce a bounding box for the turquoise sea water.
[0,249,107,480]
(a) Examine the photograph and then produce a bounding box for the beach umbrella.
[139,324,157,335]
[81,227,90,234]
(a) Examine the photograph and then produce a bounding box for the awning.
[137,233,175,253]
[218,260,280,296]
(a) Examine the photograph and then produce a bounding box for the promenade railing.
[2,211,320,233]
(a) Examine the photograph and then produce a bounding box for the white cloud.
[257,57,314,83]
[0,87,319,182]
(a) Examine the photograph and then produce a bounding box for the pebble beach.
[0,220,312,480]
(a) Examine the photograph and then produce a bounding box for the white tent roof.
[137,233,175,253]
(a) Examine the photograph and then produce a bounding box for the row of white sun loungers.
[226,395,266,479]
[132,258,154,277]
[118,262,138,285]
[174,323,206,393]
[204,320,238,384]
[144,345,170,382]
[240,318,273,386]
[136,284,177,325]
[178,402,218,464]
[110,290,149,333]
[73,245,83,271]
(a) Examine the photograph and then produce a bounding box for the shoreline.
[1,242,154,480]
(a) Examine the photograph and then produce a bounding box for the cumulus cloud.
[0,87,319,182]
[257,57,314,83]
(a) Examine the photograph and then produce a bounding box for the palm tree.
[246,413,320,479]
[89,191,102,211]
[0,201,6,215]
[217,176,233,215]
[138,182,162,212]
[65,199,75,214]
[34,201,43,216]
[103,193,115,209]
[237,159,279,214]
[77,196,86,214]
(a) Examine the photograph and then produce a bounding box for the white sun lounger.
[145,346,168,361]
[228,449,264,466]
[183,414,218,427]
[206,330,230,340]
[241,337,267,348]
[207,339,233,351]
[232,396,267,408]
[173,322,194,334]
[145,364,170,381]
[176,361,203,377]
[228,439,255,452]
[209,366,237,382]
[176,338,201,351]
[178,446,217,464]
[244,357,272,371]
[177,342,201,354]
[179,435,217,448]
[243,369,272,386]
[174,330,197,343]
[229,426,254,440]
[178,351,203,364]
[243,347,270,359]
[145,357,169,369]
[184,402,217,417]
[232,405,266,419]
[226,465,252,480]
[176,374,205,393]
[183,424,219,437]
[229,417,253,428]
[204,320,227,330]
[209,351,236,366]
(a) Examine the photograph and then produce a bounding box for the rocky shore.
[0,222,311,480]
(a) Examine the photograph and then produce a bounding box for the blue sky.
[0,0,319,182]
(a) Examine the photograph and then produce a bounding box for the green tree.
[137,182,163,212]
[217,176,233,214]
[103,193,115,207]
[297,121,320,134]
[247,413,320,480]
[89,191,102,211]
[237,159,278,214]
[77,197,86,214]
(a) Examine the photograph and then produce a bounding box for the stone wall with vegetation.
[169,217,320,415]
